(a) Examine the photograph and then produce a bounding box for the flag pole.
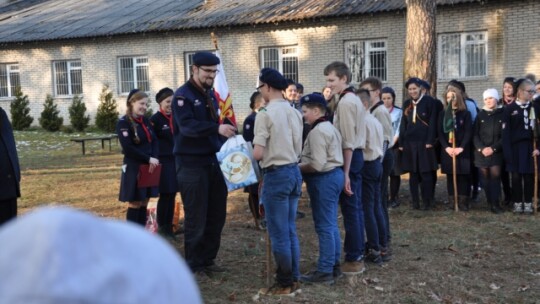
[211,32,219,50]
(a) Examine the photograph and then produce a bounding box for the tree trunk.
[403,0,437,99]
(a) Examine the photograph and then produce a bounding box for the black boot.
[422,199,431,211]
[490,201,503,214]
[138,206,148,226]
[458,196,469,211]
[126,207,139,223]
[412,200,420,210]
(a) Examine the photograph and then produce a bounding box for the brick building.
[0,0,538,125]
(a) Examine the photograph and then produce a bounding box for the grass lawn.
[14,130,540,303]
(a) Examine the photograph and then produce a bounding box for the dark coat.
[150,111,178,194]
[171,79,223,168]
[473,108,504,168]
[438,109,473,174]
[242,111,256,143]
[502,102,540,173]
[0,107,20,201]
[398,95,439,173]
[117,115,159,202]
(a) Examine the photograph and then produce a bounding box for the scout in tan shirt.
[298,93,345,284]
[323,61,366,275]
[253,68,303,297]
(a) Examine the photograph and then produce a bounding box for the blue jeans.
[362,159,387,251]
[304,168,344,273]
[262,164,302,286]
[340,149,365,261]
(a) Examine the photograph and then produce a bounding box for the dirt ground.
[166,179,540,304]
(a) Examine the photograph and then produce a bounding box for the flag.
[442,103,455,144]
[213,51,237,127]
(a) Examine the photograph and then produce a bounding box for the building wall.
[0,0,538,126]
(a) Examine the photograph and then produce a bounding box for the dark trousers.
[409,171,433,203]
[380,149,393,244]
[177,163,227,272]
[389,175,401,201]
[446,174,470,197]
[0,198,17,226]
[501,163,512,202]
[511,173,534,203]
[157,192,176,234]
[479,166,501,203]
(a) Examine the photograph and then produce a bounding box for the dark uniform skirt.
[159,159,178,194]
[390,147,406,176]
[506,140,535,174]
[440,149,471,175]
[119,162,159,202]
[400,141,438,173]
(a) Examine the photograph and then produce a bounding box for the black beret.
[300,93,327,108]
[405,77,422,88]
[420,79,431,90]
[127,88,140,102]
[259,68,288,90]
[448,79,466,92]
[156,87,174,104]
[192,52,220,66]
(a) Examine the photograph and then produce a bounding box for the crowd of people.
[3,50,540,299]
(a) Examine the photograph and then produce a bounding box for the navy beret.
[259,68,288,90]
[420,80,431,90]
[192,52,220,66]
[300,93,327,108]
[156,87,174,104]
[405,77,422,88]
[127,88,140,102]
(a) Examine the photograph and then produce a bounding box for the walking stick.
[534,140,538,215]
[452,132,459,212]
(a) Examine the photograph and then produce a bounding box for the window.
[345,40,387,83]
[438,32,487,79]
[118,56,149,94]
[53,60,82,96]
[0,63,21,97]
[260,46,298,82]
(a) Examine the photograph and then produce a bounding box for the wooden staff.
[211,32,219,50]
[534,140,538,215]
[452,131,459,212]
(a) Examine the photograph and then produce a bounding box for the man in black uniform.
[172,52,236,275]
[0,106,20,226]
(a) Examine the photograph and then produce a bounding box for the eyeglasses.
[256,84,265,91]
[524,89,536,94]
[198,67,219,75]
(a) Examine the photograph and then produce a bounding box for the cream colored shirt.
[371,103,394,148]
[301,121,343,172]
[363,113,384,161]
[333,92,367,150]
[253,99,303,169]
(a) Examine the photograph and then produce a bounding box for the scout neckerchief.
[411,94,424,124]
[159,109,174,135]
[338,86,355,100]
[370,100,384,114]
[189,78,219,122]
[442,104,457,144]
[516,99,533,130]
[132,116,152,143]
[311,116,327,129]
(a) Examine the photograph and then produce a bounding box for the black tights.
[511,173,534,202]
[479,166,501,203]
[409,172,433,202]
[389,175,401,201]
[446,174,470,197]
[157,193,176,234]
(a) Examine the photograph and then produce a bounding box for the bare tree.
[403,0,437,97]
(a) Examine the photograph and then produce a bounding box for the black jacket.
[438,109,473,174]
[473,108,504,167]
[150,111,175,161]
[0,107,20,200]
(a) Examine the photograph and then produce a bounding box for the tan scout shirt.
[253,99,303,169]
[363,113,384,161]
[301,121,344,172]
[371,103,394,148]
[333,92,367,150]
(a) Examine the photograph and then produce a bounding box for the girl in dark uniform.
[242,91,265,229]
[399,78,438,210]
[381,87,403,208]
[150,88,178,236]
[117,89,159,225]
[499,77,515,206]
[502,78,540,214]
[474,89,504,213]
[439,87,473,211]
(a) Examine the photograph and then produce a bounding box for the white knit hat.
[483,88,500,101]
[0,207,202,304]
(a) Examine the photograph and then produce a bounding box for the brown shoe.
[259,283,301,297]
[341,260,366,275]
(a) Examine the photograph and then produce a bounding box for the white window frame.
[118,56,149,94]
[438,31,488,80]
[0,63,20,98]
[260,46,299,82]
[344,39,388,83]
[53,60,82,96]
